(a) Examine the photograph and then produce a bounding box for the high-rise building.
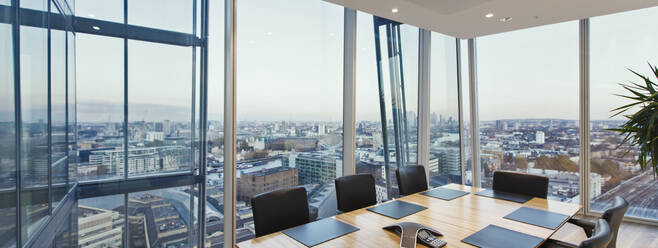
[294,153,341,185]
[163,120,171,135]
[438,148,461,177]
[428,157,439,175]
[536,131,545,144]
[316,124,326,135]
[88,146,190,177]
[496,120,503,130]
[77,206,124,247]
[145,131,165,142]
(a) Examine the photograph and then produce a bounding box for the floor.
[617,221,658,247]
[552,217,658,248]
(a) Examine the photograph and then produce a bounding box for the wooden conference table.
[238,183,585,248]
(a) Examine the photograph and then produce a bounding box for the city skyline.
[70,102,634,123]
[61,1,656,122]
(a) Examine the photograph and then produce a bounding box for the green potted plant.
[609,63,658,178]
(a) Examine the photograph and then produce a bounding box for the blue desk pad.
[504,207,570,230]
[421,187,470,201]
[475,189,534,203]
[282,218,359,247]
[461,225,543,248]
[366,200,427,219]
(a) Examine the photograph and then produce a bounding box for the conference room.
[2,0,658,247]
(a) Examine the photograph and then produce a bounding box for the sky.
[2,1,658,123]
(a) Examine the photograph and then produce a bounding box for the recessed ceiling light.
[266,31,273,35]
[391,8,399,13]
[485,13,494,18]
[498,17,512,22]
[92,26,101,30]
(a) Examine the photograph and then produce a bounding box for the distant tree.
[535,155,555,170]
[244,149,269,160]
[238,140,250,152]
[590,158,631,188]
[554,155,578,172]
[514,157,528,171]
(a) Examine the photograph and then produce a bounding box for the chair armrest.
[542,239,580,248]
[567,218,596,237]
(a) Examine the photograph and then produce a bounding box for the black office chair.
[492,170,549,198]
[542,219,612,248]
[567,196,628,248]
[251,186,310,237]
[396,165,428,196]
[335,174,377,213]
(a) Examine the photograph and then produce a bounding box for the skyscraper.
[536,131,545,144]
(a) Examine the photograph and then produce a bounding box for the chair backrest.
[335,174,377,213]
[251,186,310,237]
[600,196,628,248]
[579,219,613,248]
[396,165,428,196]
[492,171,549,198]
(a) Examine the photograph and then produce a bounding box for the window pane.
[51,30,66,162]
[77,195,125,247]
[20,0,46,11]
[590,6,658,220]
[128,41,194,177]
[356,12,419,199]
[20,24,50,243]
[128,186,197,247]
[0,21,16,248]
[51,206,73,248]
[52,30,68,208]
[429,33,460,187]
[75,0,123,23]
[399,25,419,168]
[128,0,193,33]
[76,34,124,182]
[204,0,224,246]
[67,31,77,189]
[460,39,473,186]
[235,0,343,242]
[477,21,580,202]
[355,11,389,202]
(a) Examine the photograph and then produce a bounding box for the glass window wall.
[234,0,344,242]
[590,6,658,220]
[476,21,580,202]
[429,33,460,187]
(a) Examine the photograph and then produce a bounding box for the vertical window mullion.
[223,0,237,246]
[418,29,431,183]
[123,0,130,247]
[467,38,480,188]
[47,0,53,216]
[13,0,23,246]
[579,18,591,215]
[456,39,466,184]
[343,7,356,176]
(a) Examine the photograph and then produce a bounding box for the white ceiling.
[324,0,658,38]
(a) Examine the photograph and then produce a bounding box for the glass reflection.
[20,24,50,244]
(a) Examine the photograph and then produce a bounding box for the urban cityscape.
[70,110,658,247]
